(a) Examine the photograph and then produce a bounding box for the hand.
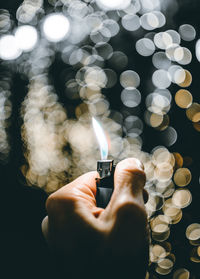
[42,158,149,279]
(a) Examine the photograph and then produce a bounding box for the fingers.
[99,158,147,225]
[44,157,148,238]
[45,171,105,237]
[98,158,149,266]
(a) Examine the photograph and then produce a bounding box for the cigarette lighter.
[96,159,115,208]
[92,117,115,208]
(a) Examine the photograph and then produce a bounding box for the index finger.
[46,171,104,221]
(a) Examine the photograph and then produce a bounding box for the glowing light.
[186,223,200,241]
[120,70,140,88]
[15,25,38,51]
[43,13,70,42]
[121,88,141,108]
[136,38,155,56]
[0,35,22,60]
[96,0,131,11]
[196,39,200,62]
[175,90,193,109]
[122,14,140,32]
[174,168,191,187]
[172,189,192,209]
[179,24,196,41]
[152,70,171,89]
[92,117,108,160]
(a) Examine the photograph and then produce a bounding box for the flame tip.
[92,117,108,160]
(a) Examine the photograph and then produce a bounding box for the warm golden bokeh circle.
[175,89,193,109]
[173,168,192,186]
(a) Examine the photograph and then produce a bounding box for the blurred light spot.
[101,19,120,38]
[75,103,89,119]
[89,98,110,116]
[153,11,166,28]
[150,215,170,234]
[124,115,143,137]
[0,35,22,60]
[84,66,107,88]
[166,29,180,45]
[178,70,192,87]
[121,87,141,108]
[174,47,192,65]
[140,12,159,30]
[79,83,101,100]
[16,0,43,24]
[173,152,183,169]
[120,70,140,88]
[175,89,193,109]
[173,268,190,279]
[43,13,70,42]
[121,14,140,31]
[168,65,183,83]
[15,25,38,51]
[160,126,177,146]
[0,9,11,33]
[163,199,182,224]
[136,38,155,56]
[196,39,200,62]
[151,218,171,242]
[140,0,161,12]
[154,32,172,50]
[155,162,173,182]
[150,242,171,263]
[67,0,90,19]
[179,24,196,41]
[186,103,200,122]
[166,43,179,61]
[172,189,192,209]
[144,111,163,128]
[145,192,164,211]
[156,254,175,275]
[152,51,171,70]
[152,147,172,165]
[156,180,175,198]
[152,69,171,89]
[174,168,191,187]
[96,0,131,11]
[190,247,200,263]
[186,223,200,241]
[173,68,186,84]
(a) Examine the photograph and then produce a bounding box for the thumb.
[98,158,149,276]
[99,157,147,224]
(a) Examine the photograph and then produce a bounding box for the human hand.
[42,158,149,279]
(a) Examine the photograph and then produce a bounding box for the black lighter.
[96,159,115,208]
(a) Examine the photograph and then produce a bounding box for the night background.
[0,0,200,278]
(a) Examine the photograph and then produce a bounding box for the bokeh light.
[15,25,38,51]
[0,35,22,60]
[43,13,70,42]
[136,38,155,56]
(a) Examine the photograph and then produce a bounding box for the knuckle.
[115,201,147,225]
[117,157,144,172]
[46,191,75,214]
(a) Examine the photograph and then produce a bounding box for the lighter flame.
[92,117,108,160]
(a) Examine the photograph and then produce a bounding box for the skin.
[42,158,149,279]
